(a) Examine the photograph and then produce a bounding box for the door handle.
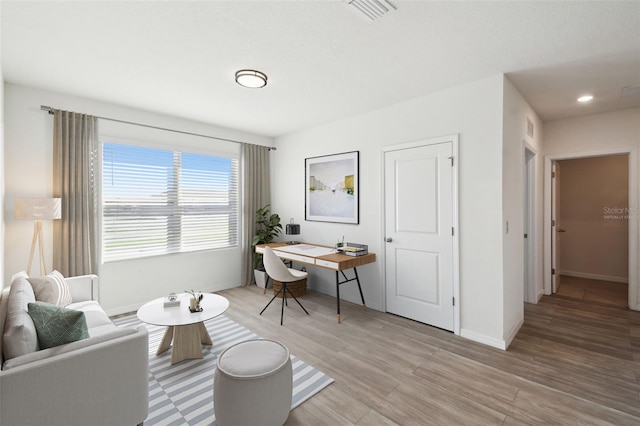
[558,229,566,233]
[385,237,393,243]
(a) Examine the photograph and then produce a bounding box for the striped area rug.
[114,314,334,425]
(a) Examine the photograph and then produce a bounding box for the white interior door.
[384,140,454,331]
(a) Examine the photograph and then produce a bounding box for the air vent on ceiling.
[622,84,640,98]
[345,0,396,21]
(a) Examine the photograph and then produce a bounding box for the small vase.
[190,298,199,310]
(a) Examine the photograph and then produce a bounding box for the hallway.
[556,274,628,308]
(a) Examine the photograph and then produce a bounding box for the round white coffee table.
[137,293,229,364]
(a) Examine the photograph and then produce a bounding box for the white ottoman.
[214,339,293,426]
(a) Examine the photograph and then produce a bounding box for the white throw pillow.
[28,270,73,307]
[2,273,40,359]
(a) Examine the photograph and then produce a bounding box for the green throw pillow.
[27,302,89,349]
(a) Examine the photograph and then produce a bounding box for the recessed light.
[577,95,593,103]
[235,69,267,89]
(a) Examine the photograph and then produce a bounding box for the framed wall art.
[305,151,359,224]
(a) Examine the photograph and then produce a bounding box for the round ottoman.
[214,339,292,426]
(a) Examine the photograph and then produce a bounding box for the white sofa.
[0,273,149,426]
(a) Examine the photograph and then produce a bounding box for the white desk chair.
[259,246,310,325]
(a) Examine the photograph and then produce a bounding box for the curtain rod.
[39,105,276,151]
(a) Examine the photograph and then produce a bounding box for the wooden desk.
[256,243,376,322]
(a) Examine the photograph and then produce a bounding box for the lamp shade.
[15,198,61,220]
[285,219,301,245]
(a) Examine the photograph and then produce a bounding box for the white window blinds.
[102,142,239,262]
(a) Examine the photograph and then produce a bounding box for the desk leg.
[335,268,367,323]
[263,275,270,294]
[353,267,367,311]
[336,271,341,323]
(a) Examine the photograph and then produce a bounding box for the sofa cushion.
[27,302,90,349]
[2,327,137,370]
[67,300,117,336]
[2,273,39,359]
[28,270,73,307]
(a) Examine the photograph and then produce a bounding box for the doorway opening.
[544,149,637,309]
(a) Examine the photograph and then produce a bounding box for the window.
[102,142,239,262]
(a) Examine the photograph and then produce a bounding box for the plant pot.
[254,269,268,289]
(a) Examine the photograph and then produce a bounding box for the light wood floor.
[217,285,640,425]
[556,274,628,308]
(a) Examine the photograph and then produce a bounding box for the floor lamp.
[14,198,61,276]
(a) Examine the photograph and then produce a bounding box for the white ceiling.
[2,1,639,138]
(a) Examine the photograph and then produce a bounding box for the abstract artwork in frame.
[305,151,359,224]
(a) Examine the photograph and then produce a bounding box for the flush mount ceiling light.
[235,69,267,88]
[577,94,594,103]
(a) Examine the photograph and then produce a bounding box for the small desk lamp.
[285,218,301,245]
[14,198,61,276]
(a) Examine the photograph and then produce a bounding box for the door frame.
[380,134,460,334]
[523,141,537,303]
[550,161,558,294]
[543,148,638,310]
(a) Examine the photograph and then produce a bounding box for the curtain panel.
[52,110,99,277]
[241,144,271,286]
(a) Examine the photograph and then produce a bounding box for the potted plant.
[252,205,282,288]
[185,289,203,312]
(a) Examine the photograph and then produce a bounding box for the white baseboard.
[504,318,523,349]
[459,329,507,350]
[460,320,523,351]
[559,270,628,284]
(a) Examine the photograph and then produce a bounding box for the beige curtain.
[52,110,99,277]
[241,144,271,286]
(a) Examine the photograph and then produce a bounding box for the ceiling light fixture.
[577,94,594,103]
[235,69,267,89]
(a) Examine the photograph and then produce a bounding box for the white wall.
[0,59,4,289]
[272,74,510,347]
[3,83,273,314]
[544,109,640,155]
[501,77,544,346]
[544,108,640,308]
